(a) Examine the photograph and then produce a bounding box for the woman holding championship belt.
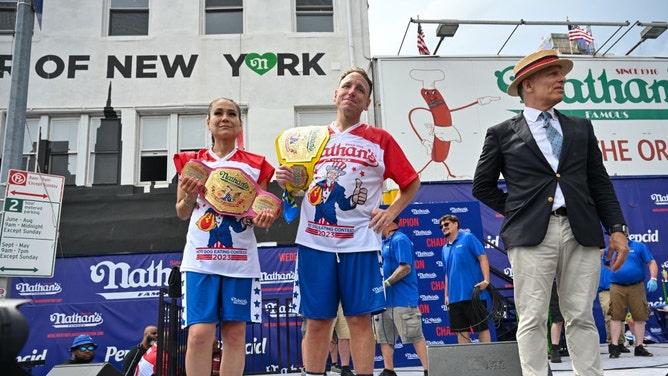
[174,98,277,376]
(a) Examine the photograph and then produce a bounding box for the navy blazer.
[472,110,626,249]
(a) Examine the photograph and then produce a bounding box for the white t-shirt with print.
[179,148,274,278]
[296,122,418,252]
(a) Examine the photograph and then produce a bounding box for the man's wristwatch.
[608,224,629,237]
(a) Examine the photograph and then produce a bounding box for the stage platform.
[289,343,668,376]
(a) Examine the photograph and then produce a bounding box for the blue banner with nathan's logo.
[14,248,300,375]
[13,254,181,303]
[13,177,668,373]
[414,177,668,345]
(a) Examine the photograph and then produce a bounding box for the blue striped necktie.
[540,111,562,159]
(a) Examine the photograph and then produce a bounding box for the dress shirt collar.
[523,107,555,123]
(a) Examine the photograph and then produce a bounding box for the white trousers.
[508,215,602,376]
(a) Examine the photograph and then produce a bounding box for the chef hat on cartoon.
[409,69,445,89]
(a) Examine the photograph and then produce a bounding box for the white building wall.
[1,0,371,187]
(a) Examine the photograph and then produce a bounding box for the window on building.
[296,0,333,32]
[139,116,169,182]
[21,118,40,172]
[295,107,336,127]
[14,111,213,186]
[179,115,208,152]
[49,118,79,185]
[88,117,123,185]
[204,0,243,35]
[0,0,16,35]
[109,0,149,36]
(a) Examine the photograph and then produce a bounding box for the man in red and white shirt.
[133,344,168,376]
[276,67,420,376]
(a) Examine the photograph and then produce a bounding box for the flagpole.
[567,17,573,54]
[397,19,412,55]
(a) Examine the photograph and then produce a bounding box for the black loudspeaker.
[427,341,552,376]
[47,363,122,376]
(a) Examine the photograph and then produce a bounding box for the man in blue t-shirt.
[603,239,658,358]
[373,217,428,376]
[440,214,491,344]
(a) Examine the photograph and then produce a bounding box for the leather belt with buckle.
[552,207,568,216]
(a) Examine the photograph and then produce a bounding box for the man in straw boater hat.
[472,49,630,375]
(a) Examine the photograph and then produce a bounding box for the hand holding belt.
[275,125,329,223]
[180,160,281,218]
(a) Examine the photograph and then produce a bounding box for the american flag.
[417,23,430,55]
[568,25,594,45]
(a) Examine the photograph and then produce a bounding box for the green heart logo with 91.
[245,53,277,75]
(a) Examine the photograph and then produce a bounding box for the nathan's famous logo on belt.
[206,168,254,214]
[181,160,281,218]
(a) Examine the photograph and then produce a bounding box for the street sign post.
[0,169,64,277]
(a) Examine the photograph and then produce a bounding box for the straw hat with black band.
[507,49,573,97]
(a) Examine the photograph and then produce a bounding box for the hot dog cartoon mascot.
[408,69,499,177]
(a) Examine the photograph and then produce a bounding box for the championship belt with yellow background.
[275,125,329,196]
[180,160,281,218]
[275,125,329,223]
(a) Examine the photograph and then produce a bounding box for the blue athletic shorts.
[294,245,385,319]
[181,271,262,327]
